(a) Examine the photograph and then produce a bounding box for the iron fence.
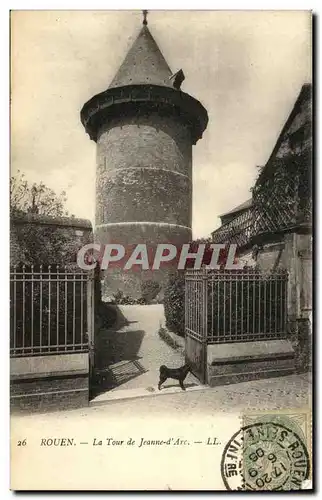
[10,265,93,357]
[185,270,207,343]
[185,267,288,344]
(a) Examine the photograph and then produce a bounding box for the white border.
[1,2,319,498]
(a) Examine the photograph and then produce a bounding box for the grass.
[158,325,182,351]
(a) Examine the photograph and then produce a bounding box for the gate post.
[201,267,208,384]
[87,271,95,383]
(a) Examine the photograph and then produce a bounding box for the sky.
[11,10,311,238]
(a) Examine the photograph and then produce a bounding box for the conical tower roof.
[109,25,173,89]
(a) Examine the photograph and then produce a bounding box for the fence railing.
[185,267,288,344]
[185,270,207,343]
[10,265,93,357]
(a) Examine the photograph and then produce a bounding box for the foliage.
[158,325,182,351]
[10,265,87,352]
[163,238,240,336]
[10,170,70,217]
[214,147,311,249]
[112,290,139,305]
[252,150,312,234]
[206,267,287,339]
[10,171,79,266]
[111,281,161,305]
[294,318,312,373]
[140,280,161,303]
[12,223,74,266]
[10,175,100,351]
[164,264,288,340]
[163,270,185,336]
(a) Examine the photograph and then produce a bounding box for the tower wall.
[95,113,193,298]
[81,25,208,300]
[96,222,192,299]
[96,114,192,226]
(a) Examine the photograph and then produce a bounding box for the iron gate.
[185,269,208,383]
[185,267,288,383]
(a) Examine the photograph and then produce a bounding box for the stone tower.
[81,15,208,298]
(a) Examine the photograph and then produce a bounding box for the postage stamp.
[221,410,312,491]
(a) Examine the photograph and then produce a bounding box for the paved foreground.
[14,372,311,420]
[99,371,310,416]
[10,373,312,491]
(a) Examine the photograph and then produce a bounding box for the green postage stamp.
[221,409,312,491]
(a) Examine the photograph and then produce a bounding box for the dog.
[158,363,191,391]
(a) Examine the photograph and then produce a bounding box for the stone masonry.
[81,22,208,297]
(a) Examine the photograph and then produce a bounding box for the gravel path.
[90,304,311,413]
[94,304,198,394]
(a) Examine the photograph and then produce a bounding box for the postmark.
[221,417,310,491]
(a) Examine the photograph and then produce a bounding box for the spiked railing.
[10,265,94,357]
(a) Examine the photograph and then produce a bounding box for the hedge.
[163,267,288,340]
[163,271,185,336]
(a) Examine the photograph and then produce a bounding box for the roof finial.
[142,10,148,26]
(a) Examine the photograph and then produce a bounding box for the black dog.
[158,363,191,391]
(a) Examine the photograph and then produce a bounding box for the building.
[211,198,254,263]
[216,198,252,227]
[212,84,311,252]
[81,15,208,298]
[212,83,312,368]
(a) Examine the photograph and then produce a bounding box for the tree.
[10,170,69,217]
[10,171,75,265]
